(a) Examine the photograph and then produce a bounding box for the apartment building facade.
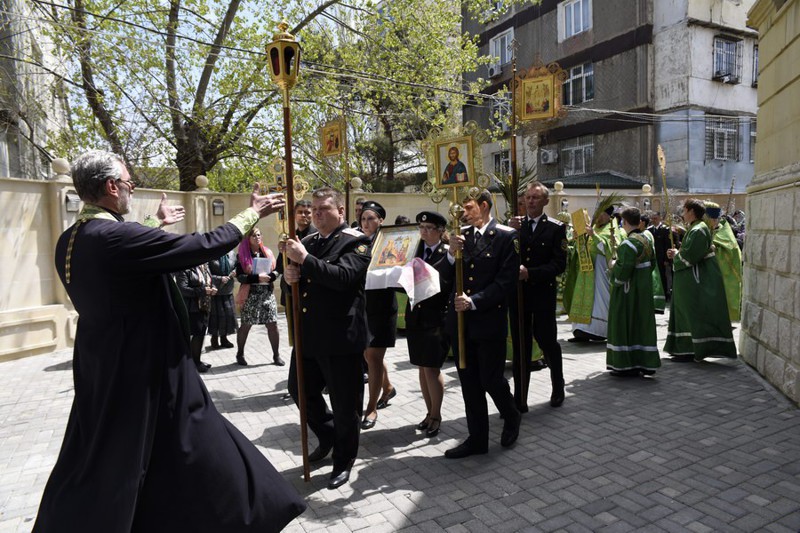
[463,0,758,194]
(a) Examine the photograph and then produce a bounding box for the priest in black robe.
[33,150,306,533]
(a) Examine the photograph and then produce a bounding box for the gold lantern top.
[266,21,301,93]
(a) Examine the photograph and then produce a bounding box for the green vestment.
[664,220,737,360]
[606,231,661,371]
[712,219,742,322]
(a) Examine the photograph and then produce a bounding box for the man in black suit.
[647,211,680,301]
[509,182,568,410]
[283,187,371,490]
[444,190,521,459]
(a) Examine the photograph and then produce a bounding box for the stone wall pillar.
[742,0,800,404]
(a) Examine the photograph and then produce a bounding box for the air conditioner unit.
[488,64,501,79]
[540,149,558,165]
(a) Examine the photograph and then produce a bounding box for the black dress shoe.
[444,441,487,459]
[376,388,397,410]
[529,359,547,371]
[236,354,248,366]
[416,414,430,430]
[196,362,211,373]
[609,369,639,377]
[501,411,521,447]
[209,338,220,350]
[327,460,355,490]
[361,416,377,430]
[273,355,285,366]
[308,442,333,463]
[550,388,565,407]
[220,339,234,348]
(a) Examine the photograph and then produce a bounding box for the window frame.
[490,28,514,66]
[749,118,756,163]
[562,62,594,106]
[561,0,592,40]
[713,36,743,83]
[560,135,594,176]
[493,149,511,178]
[705,116,740,162]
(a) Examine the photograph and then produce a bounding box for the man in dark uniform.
[509,182,568,410]
[444,190,521,459]
[648,211,680,301]
[35,150,305,532]
[283,187,371,490]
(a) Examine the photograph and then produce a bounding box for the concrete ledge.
[0,305,76,362]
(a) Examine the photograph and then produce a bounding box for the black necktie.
[529,218,536,233]
[423,247,432,261]
[474,231,482,246]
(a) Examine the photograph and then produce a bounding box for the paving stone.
[3,315,800,532]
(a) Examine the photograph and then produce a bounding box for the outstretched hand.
[156,193,185,226]
[250,184,285,218]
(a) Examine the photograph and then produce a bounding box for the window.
[705,116,739,161]
[752,45,759,87]
[562,63,594,105]
[491,95,511,132]
[490,29,514,66]
[561,0,592,40]
[560,135,593,176]
[749,119,756,163]
[713,36,743,82]
[493,150,510,177]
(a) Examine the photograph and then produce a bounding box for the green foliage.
[33,0,534,191]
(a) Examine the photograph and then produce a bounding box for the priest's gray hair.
[71,150,125,203]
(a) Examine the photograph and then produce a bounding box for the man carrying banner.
[444,190,521,459]
[283,187,371,490]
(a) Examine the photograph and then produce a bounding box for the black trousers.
[510,285,564,408]
[454,337,518,449]
[288,350,363,470]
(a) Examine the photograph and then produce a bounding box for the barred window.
[562,63,594,106]
[749,119,756,163]
[493,150,510,177]
[491,97,511,132]
[705,117,739,161]
[713,37,743,82]
[560,135,593,176]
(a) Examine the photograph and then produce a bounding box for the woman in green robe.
[606,208,661,376]
[664,199,737,361]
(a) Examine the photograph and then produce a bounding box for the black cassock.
[34,216,306,533]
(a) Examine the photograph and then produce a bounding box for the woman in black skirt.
[175,264,217,373]
[405,211,452,437]
[361,201,398,430]
[234,227,281,366]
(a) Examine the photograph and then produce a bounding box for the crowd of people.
[35,148,745,530]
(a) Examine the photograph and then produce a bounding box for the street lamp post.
[265,21,310,482]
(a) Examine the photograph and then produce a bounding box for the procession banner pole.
[267,22,309,482]
[509,40,528,404]
[657,145,674,249]
[452,189,467,370]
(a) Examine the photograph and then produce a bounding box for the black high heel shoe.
[376,388,397,410]
[416,414,430,430]
[425,418,441,438]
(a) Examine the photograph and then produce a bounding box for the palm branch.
[591,192,626,225]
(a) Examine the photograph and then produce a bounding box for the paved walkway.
[2,313,800,532]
